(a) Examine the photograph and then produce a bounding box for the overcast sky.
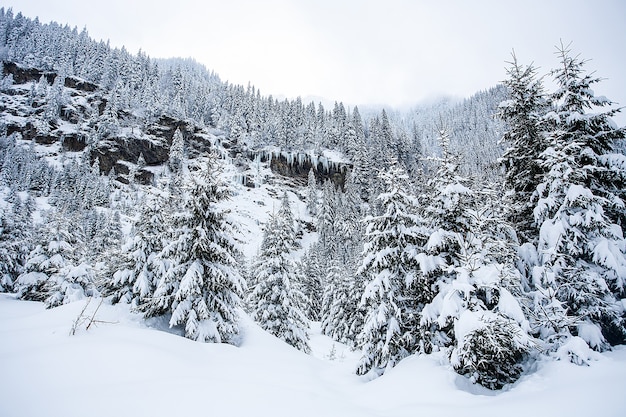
[6,0,626,120]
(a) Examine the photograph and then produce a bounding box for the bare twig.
[69,297,117,335]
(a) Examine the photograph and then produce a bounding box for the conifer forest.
[1,8,625,415]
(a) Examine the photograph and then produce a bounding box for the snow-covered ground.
[1,293,625,417]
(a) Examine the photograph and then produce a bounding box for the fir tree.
[306,168,318,217]
[0,199,32,291]
[248,211,310,353]
[15,210,96,308]
[168,127,185,174]
[146,157,246,343]
[498,52,549,244]
[103,198,166,308]
[421,193,533,388]
[299,242,324,321]
[532,43,626,350]
[356,163,430,375]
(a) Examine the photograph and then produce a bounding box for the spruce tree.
[356,163,430,375]
[168,127,185,174]
[532,43,626,350]
[422,190,533,389]
[306,168,318,217]
[147,157,245,343]
[15,210,96,308]
[0,198,32,291]
[248,212,310,353]
[498,53,549,244]
[299,243,324,321]
[103,198,166,308]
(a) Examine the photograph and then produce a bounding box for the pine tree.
[421,191,533,389]
[15,210,96,308]
[147,157,246,343]
[498,52,549,244]
[356,163,430,375]
[277,191,299,251]
[103,198,166,308]
[299,243,324,321]
[248,212,310,353]
[417,127,476,349]
[306,168,318,217]
[532,43,626,350]
[0,198,32,291]
[317,180,339,262]
[168,127,185,174]
[321,259,347,340]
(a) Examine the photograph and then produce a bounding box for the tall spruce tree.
[147,157,245,343]
[498,53,549,244]
[532,43,626,350]
[356,162,430,375]
[103,197,166,308]
[248,210,310,353]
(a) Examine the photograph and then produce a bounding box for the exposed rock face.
[270,155,350,189]
[3,62,98,93]
[261,151,351,189]
[61,133,87,152]
[63,76,98,92]
[91,136,170,176]
[2,61,56,84]
[1,61,218,186]
[4,61,348,190]
[146,115,213,157]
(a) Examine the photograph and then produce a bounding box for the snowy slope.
[1,294,625,417]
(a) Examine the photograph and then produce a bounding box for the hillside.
[1,7,626,416]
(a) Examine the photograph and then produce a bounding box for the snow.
[554,336,602,366]
[2,294,626,417]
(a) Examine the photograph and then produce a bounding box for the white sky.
[5,0,626,121]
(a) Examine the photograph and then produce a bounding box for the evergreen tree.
[317,180,339,262]
[103,198,166,308]
[306,168,318,217]
[168,127,185,174]
[498,53,549,243]
[0,199,32,291]
[299,243,324,321]
[532,44,626,350]
[356,163,430,375]
[277,191,299,251]
[417,127,475,349]
[15,210,96,308]
[422,191,533,389]
[248,212,310,353]
[146,157,246,343]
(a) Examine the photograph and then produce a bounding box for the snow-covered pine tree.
[422,189,533,389]
[498,52,549,244]
[336,169,365,267]
[248,211,310,353]
[299,242,324,321]
[0,196,33,291]
[15,209,96,308]
[277,191,299,251]
[321,259,351,342]
[356,162,430,376]
[168,127,185,175]
[306,168,318,217]
[417,127,475,349]
[320,169,367,347]
[147,156,246,343]
[317,180,339,262]
[531,43,626,351]
[103,197,166,308]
